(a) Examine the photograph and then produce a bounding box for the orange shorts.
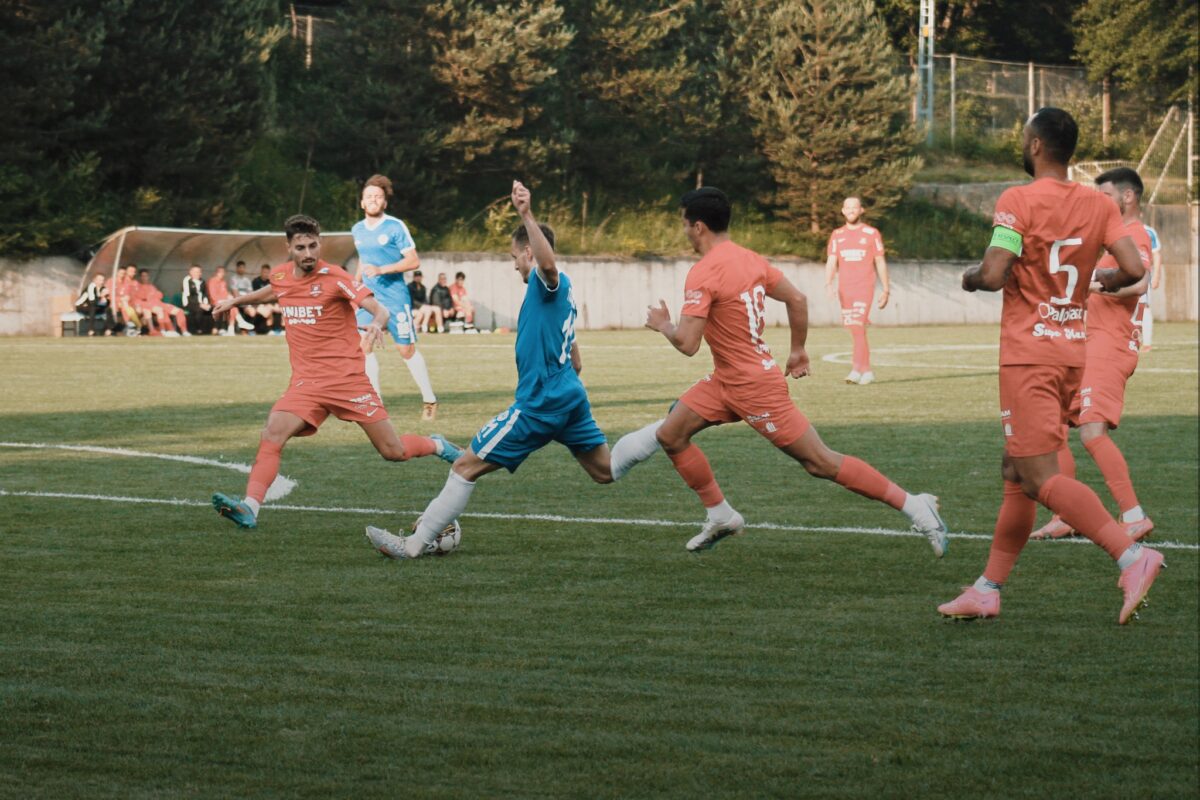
[838,289,873,327]
[679,373,810,447]
[1070,356,1136,430]
[998,364,1082,457]
[271,376,388,437]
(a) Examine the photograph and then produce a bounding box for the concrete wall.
[0,257,86,336]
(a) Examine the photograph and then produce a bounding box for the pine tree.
[1076,0,1198,106]
[727,0,920,234]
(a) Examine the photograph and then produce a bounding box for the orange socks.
[1083,435,1139,515]
[1037,473,1130,560]
[983,481,1037,585]
[850,326,870,373]
[246,440,284,504]
[667,445,725,506]
[834,455,906,510]
[399,434,437,461]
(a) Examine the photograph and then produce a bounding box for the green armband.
[990,225,1022,256]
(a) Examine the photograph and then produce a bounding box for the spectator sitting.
[134,268,187,336]
[409,270,441,333]
[427,272,454,332]
[181,264,214,335]
[75,272,114,336]
[252,264,284,335]
[112,264,143,334]
[208,265,238,335]
[231,260,259,334]
[449,270,476,331]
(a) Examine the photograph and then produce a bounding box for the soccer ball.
[410,516,462,556]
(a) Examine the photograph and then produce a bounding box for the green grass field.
[2,324,1197,798]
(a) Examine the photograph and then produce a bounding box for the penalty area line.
[2,488,1197,551]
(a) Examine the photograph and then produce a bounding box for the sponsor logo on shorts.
[1001,408,1013,438]
[765,422,778,433]
[745,412,772,423]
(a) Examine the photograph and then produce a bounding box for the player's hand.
[1088,280,1103,294]
[645,299,672,332]
[213,298,235,315]
[877,288,890,309]
[961,267,979,292]
[362,322,384,348]
[362,264,381,278]
[511,181,532,216]
[785,348,811,379]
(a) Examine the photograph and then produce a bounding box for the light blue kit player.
[352,174,439,421]
[1139,222,1161,351]
[365,180,665,559]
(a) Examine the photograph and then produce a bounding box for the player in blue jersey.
[1139,222,1162,351]
[352,175,439,420]
[364,180,663,559]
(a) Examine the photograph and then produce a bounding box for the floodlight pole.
[917,0,935,145]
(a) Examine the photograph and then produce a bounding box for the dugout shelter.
[81,226,360,296]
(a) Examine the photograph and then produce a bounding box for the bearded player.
[940,109,1163,625]
[352,175,439,420]
[646,187,949,555]
[364,181,662,559]
[825,197,890,384]
[210,214,460,530]
[1032,167,1155,542]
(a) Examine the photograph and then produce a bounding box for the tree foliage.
[1075,0,1199,105]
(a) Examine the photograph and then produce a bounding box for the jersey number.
[738,286,776,370]
[1048,238,1082,305]
[558,304,577,366]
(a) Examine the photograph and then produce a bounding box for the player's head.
[188,264,202,279]
[284,214,322,273]
[235,260,246,275]
[455,271,466,284]
[259,264,270,277]
[680,187,731,252]
[137,268,150,283]
[92,272,106,285]
[1095,166,1143,215]
[1023,107,1078,175]
[124,264,137,278]
[362,174,393,218]
[841,196,863,224]
[510,222,556,284]
[214,265,225,275]
[437,272,448,285]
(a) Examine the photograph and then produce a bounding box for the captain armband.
[990,225,1023,257]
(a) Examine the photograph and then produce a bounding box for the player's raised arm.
[767,275,811,378]
[1094,236,1146,293]
[512,180,558,289]
[213,282,276,314]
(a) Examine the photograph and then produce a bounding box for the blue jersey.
[351,215,415,311]
[1144,225,1160,253]
[514,269,584,415]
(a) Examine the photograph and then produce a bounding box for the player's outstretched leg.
[360,419,461,464]
[610,419,664,481]
[780,426,949,557]
[213,411,307,529]
[656,407,743,552]
[1080,424,1153,540]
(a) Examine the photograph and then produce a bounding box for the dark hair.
[1028,107,1078,165]
[284,214,321,242]
[680,186,731,232]
[455,271,466,280]
[138,268,149,276]
[235,260,246,267]
[364,174,393,199]
[512,222,556,250]
[1095,166,1144,199]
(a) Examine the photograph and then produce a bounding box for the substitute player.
[825,197,890,384]
[210,214,460,530]
[1139,220,1162,351]
[646,187,948,555]
[939,109,1163,625]
[352,175,439,420]
[1032,167,1154,542]
[364,181,661,559]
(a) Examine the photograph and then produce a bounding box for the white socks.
[243,497,261,518]
[404,350,437,403]
[407,471,475,557]
[1121,505,1146,524]
[1117,543,1144,571]
[973,576,1001,593]
[610,419,664,481]
[364,352,381,396]
[705,499,735,523]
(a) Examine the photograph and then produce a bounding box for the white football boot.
[686,510,746,552]
[909,494,949,558]
[365,525,408,559]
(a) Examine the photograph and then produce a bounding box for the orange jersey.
[270,260,373,382]
[993,179,1127,367]
[207,275,232,302]
[681,240,784,388]
[113,275,135,303]
[1087,219,1152,363]
[827,225,884,295]
[133,282,163,307]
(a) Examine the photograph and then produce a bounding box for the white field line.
[0,442,296,501]
[1,488,1196,551]
[821,342,1199,374]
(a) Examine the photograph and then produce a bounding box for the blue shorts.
[470,398,607,473]
[357,304,416,346]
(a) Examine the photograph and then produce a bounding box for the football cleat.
[430,433,463,464]
[844,370,862,384]
[938,586,1001,620]
[910,493,949,558]
[858,371,875,385]
[365,525,408,559]
[212,492,257,529]
[422,402,438,422]
[1118,547,1165,625]
[1125,517,1155,542]
[686,511,745,552]
[1030,515,1076,540]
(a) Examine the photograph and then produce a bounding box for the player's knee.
[655,427,688,454]
[398,345,415,359]
[590,465,614,485]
